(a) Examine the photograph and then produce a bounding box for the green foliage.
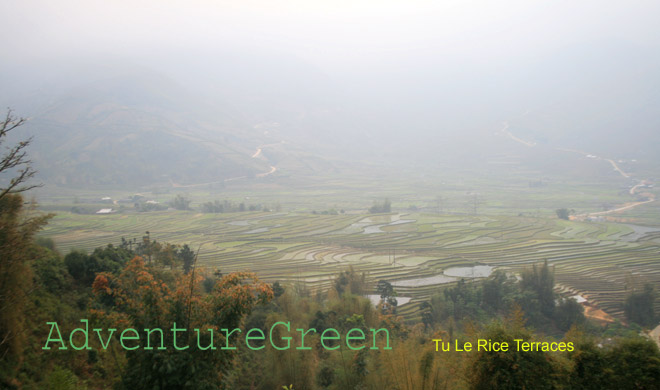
[63,251,91,283]
[179,244,196,274]
[272,281,285,298]
[425,264,583,335]
[469,323,560,390]
[316,363,335,388]
[64,244,132,286]
[624,283,656,327]
[555,298,586,331]
[520,260,556,320]
[45,365,80,390]
[555,208,570,220]
[368,198,391,214]
[32,248,71,293]
[134,201,167,212]
[201,199,264,213]
[568,335,660,390]
[170,194,192,211]
[2,206,658,390]
[332,266,366,296]
[35,236,57,251]
[481,270,511,313]
[604,338,660,389]
[0,194,51,381]
[567,339,609,390]
[443,279,483,321]
[201,200,224,213]
[376,280,398,314]
[91,260,273,390]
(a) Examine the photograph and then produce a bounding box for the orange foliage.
[91,257,273,331]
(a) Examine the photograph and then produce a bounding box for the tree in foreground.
[605,338,660,389]
[0,110,40,201]
[91,258,273,389]
[0,109,48,384]
[0,194,51,383]
[468,322,559,390]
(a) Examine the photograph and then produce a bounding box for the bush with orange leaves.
[90,256,273,390]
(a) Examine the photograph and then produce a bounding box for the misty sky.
[4,0,660,76]
[3,0,660,163]
[1,0,660,190]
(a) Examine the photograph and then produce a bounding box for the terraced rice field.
[42,211,660,321]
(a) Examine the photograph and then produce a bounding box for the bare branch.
[0,109,41,201]
[0,109,27,136]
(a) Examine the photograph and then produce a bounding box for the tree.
[420,301,434,329]
[566,334,609,390]
[91,258,273,389]
[469,323,559,390]
[520,260,555,319]
[179,244,196,275]
[64,244,133,285]
[383,198,391,213]
[0,113,47,378]
[369,198,391,213]
[376,280,398,314]
[469,193,482,215]
[556,208,570,220]
[332,267,366,296]
[154,242,180,269]
[555,298,586,331]
[0,109,40,201]
[624,283,656,327]
[605,338,660,389]
[170,194,191,211]
[481,270,508,312]
[272,281,285,298]
[0,194,51,375]
[63,251,91,284]
[201,200,224,213]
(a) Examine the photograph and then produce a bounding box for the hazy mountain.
[503,42,660,160]
[2,41,658,189]
[8,66,278,187]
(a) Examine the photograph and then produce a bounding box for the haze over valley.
[1,1,660,389]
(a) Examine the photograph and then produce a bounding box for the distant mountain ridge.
[3,41,659,189]
[15,67,277,187]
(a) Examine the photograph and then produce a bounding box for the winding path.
[500,121,654,217]
[498,121,536,147]
[169,147,277,188]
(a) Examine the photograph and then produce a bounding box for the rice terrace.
[42,206,660,322]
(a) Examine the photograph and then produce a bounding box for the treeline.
[200,199,280,213]
[369,198,391,214]
[113,195,283,214]
[418,261,587,334]
[210,267,660,390]
[88,194,395,215]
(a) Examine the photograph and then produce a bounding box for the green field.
[41,207,660,322]
[35,154,660,322]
